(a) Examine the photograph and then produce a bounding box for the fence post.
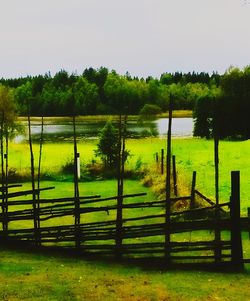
[230,171,243,269]
[1,112,7,237]
[37,116,44,235]
[165,95,173,264]
[172,155,177,196]
[190,171,196,209]
[73,116,81,250]
[77,153,81,179]
[161,149,164,175]
[214,135,221,263]
[116,114,127,258]
[155,152,159,164]
[28,114,40,246]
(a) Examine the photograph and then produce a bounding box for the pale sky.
[0,0,250,78]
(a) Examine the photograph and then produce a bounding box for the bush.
[61,158,75,174]
[139,104,162,119]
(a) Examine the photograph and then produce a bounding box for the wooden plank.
[1,187,55,199]
[194,190,226,212]
[6,194,101,206]
[0,184,22,192]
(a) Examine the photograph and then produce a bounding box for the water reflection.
[15,118,193,142]
[155,118,194,137]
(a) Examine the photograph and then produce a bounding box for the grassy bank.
[17,110,193,123]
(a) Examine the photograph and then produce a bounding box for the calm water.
[16,118,193,142]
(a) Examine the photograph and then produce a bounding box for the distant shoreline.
[17,110,193,122]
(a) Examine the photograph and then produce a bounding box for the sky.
[0,0,250,79]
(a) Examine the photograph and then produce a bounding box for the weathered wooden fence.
[0,170,249,268]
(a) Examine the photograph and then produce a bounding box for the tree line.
[193,66,250,139]
[0,67,219,116]
[0,66,249,139]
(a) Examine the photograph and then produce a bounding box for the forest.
[0,66,250,139]
[0,67,220,115]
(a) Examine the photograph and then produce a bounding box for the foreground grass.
[1,245,250,301]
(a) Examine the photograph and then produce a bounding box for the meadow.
[2,136,250,300]
[8,137,250,213]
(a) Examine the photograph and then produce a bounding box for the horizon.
[0,65,241,81]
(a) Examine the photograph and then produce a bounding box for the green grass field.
[1,242,250,301]
[7,179,158,231]
[2,137,250,300]
[8,137,250,213]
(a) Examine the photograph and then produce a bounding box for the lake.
[15,117,194,142]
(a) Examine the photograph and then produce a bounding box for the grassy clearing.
[7,179,158,231]
[123,138,250,213]
[1,245,250,301]
[9,179,155,200]
[8,137,250,213]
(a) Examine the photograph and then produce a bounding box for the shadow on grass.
[0,240,248,274]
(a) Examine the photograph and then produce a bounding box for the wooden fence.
[0,170,249,268]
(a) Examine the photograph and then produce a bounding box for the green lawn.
[1,244,250,301]
[7,179,158,231]
[8,137,250,214]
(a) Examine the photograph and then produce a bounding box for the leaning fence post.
[230,171,243,269]
[190,171,196,209]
